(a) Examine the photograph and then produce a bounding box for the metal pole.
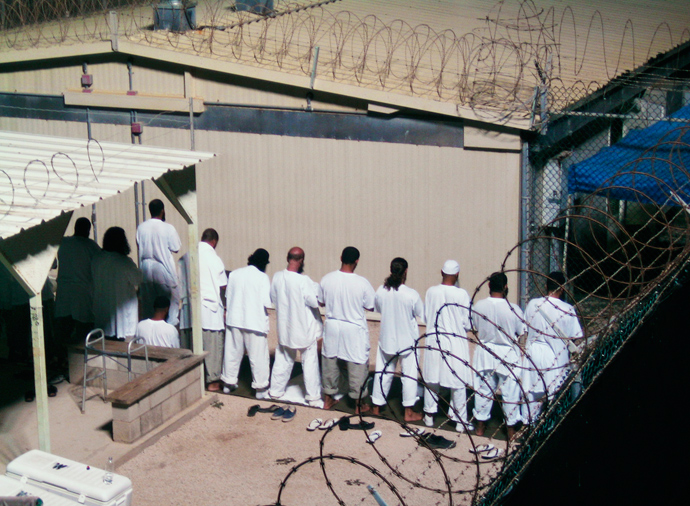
[30,293,51,452]
[518,138,531,308]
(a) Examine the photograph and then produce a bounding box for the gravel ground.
[119,394,509,506]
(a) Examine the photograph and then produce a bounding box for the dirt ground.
[118,393,510,506]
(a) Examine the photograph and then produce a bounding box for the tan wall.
[193,131,520,300]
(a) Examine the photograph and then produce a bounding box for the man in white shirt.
[221,248,272,399]
[199,228,228,392]
[268,247,322,405]
[522,271,583,424]
[371,257,424,422]
[135,296,180,348]
[136,199,181,326]
[319,246,375,413]
[422,260,474,431]
[54,217,101,354]
[471,272,526,439]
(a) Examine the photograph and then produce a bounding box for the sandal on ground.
[469,443,495,454]
[367,430,382,444]
[307,418,323,431]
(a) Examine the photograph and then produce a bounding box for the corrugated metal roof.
[0,130,214,240]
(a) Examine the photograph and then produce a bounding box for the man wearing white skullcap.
[422,259,474,431]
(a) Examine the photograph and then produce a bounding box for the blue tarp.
[568,105,690,206]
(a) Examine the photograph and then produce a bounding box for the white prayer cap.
[442,260,460,275]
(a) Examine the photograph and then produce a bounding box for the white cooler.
[5,451,132,506]
[0,475,75,505]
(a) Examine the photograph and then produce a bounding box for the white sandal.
[306,418,323,431]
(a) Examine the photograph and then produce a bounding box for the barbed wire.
[1,1,688,122]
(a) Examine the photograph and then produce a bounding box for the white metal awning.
[0,130,215,240]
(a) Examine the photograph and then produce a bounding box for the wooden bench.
[69,342,206,443]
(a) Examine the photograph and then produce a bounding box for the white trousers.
[269,341,321,402]
[472,370,522,426]
[220,326,269,389]
[371,347,419,408]
[423,383,470,424]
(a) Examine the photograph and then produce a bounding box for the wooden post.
[30,293,51,453]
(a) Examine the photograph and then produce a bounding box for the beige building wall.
[194,131,520,300]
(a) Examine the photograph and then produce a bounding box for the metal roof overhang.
[0,129,214,452]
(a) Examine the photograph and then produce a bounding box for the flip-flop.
[307,418,323,431]
[481,448,504,460]
[469,443,495,454]
[282,407,297,423]
[47,385,57,397]
[367,430,382,444]
[338,417,350,431]
[247,404,261,417]
[400,427,426,437]
[271,407,287,420]
[319,418,339,430]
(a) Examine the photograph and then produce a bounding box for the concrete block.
[112,403,140,423]
[149,384,171,408]
[161,392,183,421]
[113,419,141,444]
[137,393,151,413]
[68,352,85,384]
[169,374,187,395]
[140,404,163,435]
[184,383,202,406]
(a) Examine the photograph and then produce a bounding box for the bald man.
[268,247,323,405]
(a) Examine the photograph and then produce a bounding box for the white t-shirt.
[92,251,143,339]
[271,269,321,349]
[55,235,101,322]
[225,265,271,334]
[318,270,375,364]
[199,241,228,331]
[423,284,472,387]
[471,296,526,375]
[136,218,181,288]
[135,318,180,348]
[374,284,423,355]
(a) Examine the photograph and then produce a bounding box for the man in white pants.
[221,248,272,399]
[319,246,375,413]
[471,272,526,439]
[371,257,424,422]
[268,247,322,405]
[136,199,181,325]
[522,271,583,424]
[198,228,228,392]
[423,260,474,431]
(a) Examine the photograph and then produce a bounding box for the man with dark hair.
[521,271,583,425]
[135,296,180,348]
[471,271,526,439]
[268,247,322,405]
[92,227,142,341]
[136,198,181,325]
[423,260,473,430]
[198,228,227,391]
[54,217,101,354]
[319,246,375,412]
[221,248,272,399]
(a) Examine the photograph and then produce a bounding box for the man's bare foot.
[371,405,381,416]
[323,395,338,410]
[355,402,371,414]
[404,407,423,422]
[475,420,486,437]
[206,381,221,392]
